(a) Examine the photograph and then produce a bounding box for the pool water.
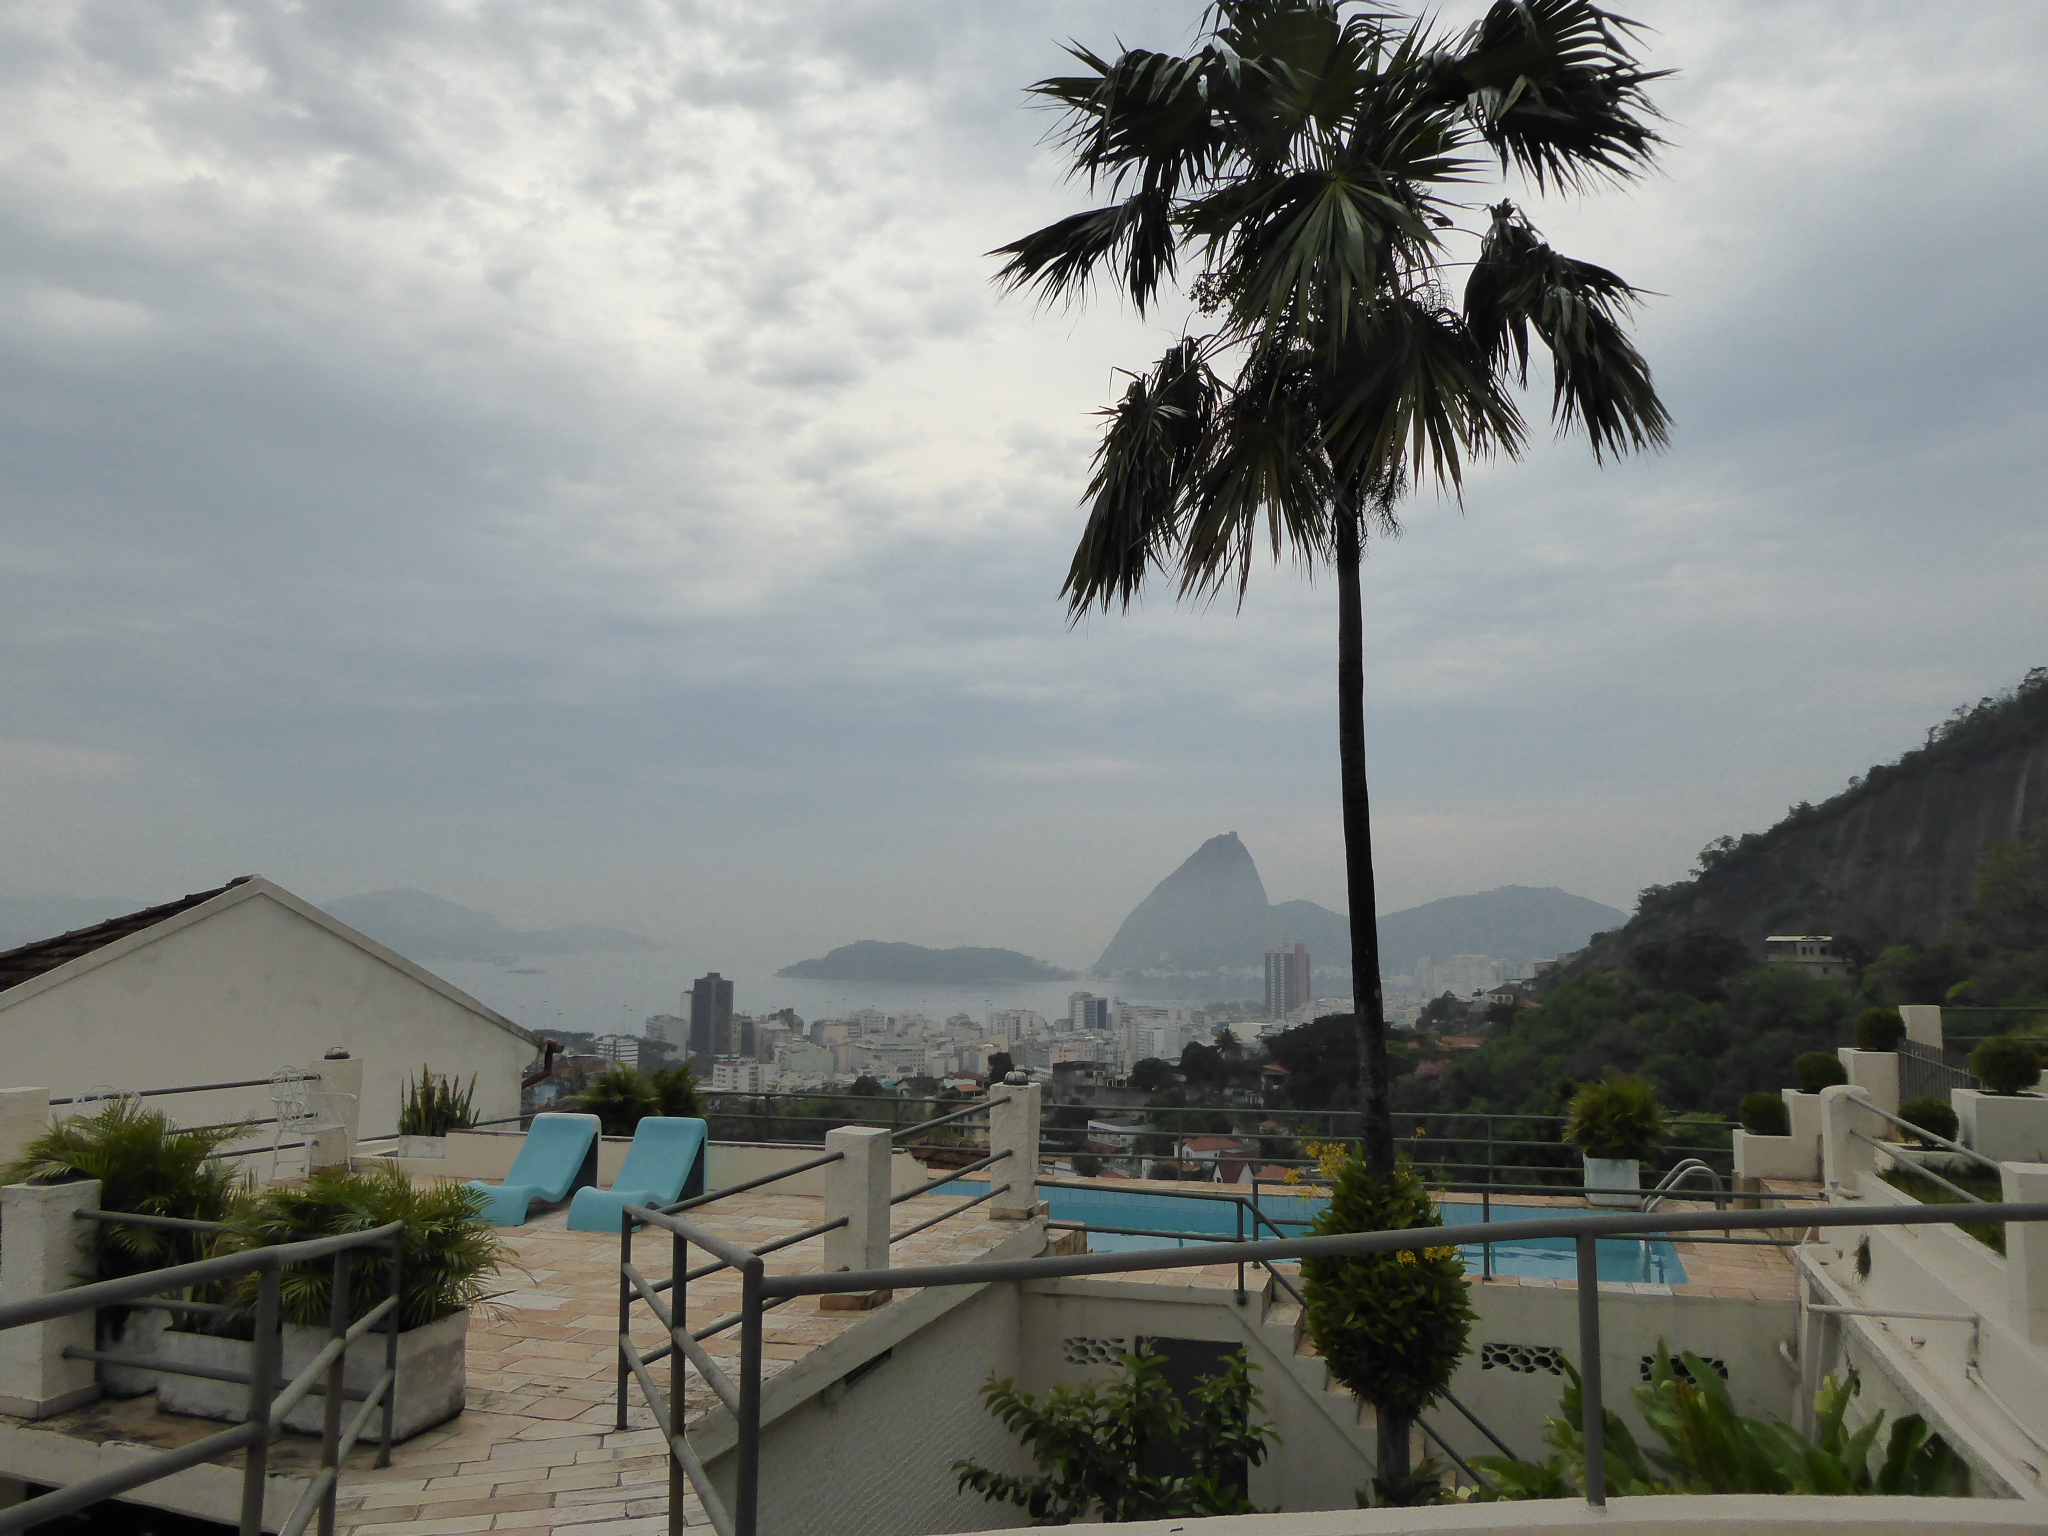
[950,1182,1687,1284]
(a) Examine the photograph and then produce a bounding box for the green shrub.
[1561,1073,1665,1159]
[1,1101,248,1283]
[1853,1008,1905,1052]
[1302,1160,1473,1481]
[1897,1096,1959,1145]
[571,1065,659,1134]
[1473,1345,1968,1498]
[398,1066,479,1137]
[223,1162,511,1330]
[1737,1092,1789,1137]
[1970,1036,2042,1096]
[648,1063,704,1119]
[953,1347,1274,1521]
[1793,1051,1847,1094]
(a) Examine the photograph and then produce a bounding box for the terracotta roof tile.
[0,877,251,994]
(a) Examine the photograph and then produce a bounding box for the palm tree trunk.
[1336,510,1394,1182]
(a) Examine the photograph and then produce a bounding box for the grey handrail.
[1641,1158,1724,1213]
[1859,1095,2004,1174]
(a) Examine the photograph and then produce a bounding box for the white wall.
[0,884,533,1146]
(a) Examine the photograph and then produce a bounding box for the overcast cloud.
[1,1,2043,975]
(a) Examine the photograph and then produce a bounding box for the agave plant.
[1,1100,249,1281]
[398,1065,479,1137]
[222,1161,511,1330]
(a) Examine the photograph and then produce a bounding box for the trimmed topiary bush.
[1970,1036,2043,1096]
[1303,1160,1473,1494]
[1793,1052,1848,1094]
[1739,1092,1790,1137]
[1561,1073,1665,1160]
[1897,1096,1959,1145]
[1853,1008,1906,1053]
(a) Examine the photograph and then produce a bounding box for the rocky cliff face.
[1582,673,2048,967]
[1095,832,1352,974]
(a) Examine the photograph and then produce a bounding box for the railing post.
[1575,1234,1605,1508]
[318,1249,349,1536]
[989,1081,1043,1221]
[822,1126,891,1311]
[0,1178,100,1419]
[240,1262,282,1536]
[378,1230,400,1468]
[2001,1163,2048,1345]
[735,1259,764,1536]
[669,1223,685,1536]
[616,1212,635,1432]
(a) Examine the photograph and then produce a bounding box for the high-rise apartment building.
[591,1033,641,1066]
[687,972,735,1059]
[1264,943,1310,1019]
[1067,992,1110,1032]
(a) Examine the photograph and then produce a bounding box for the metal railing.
[620,1186,2048,1534]
[1898,1038,1979,1102]
[0,1218,404,1536]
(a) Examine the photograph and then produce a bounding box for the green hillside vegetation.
[1395,825,2048,1121]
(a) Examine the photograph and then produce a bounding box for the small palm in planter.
[160,1163,512,1439]
[1563,1074,1664,1207]
[2,1101,250,1394]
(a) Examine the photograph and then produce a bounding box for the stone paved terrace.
[0,1181,1049,1535]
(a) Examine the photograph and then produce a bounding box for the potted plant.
[1563,1073,1664,1207]
[1952,1036,2048,1161]
[1738,1092,1789,1137]
[1,1101,248,1397]
[1793,1052,1848,1094]
[394,1066,478,1158]
[157,1162,510,1439]
[1853,1009,1906,1053]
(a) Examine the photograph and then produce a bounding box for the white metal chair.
[269,1068,353,1181]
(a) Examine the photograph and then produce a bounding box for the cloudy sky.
[1,1,2043,974]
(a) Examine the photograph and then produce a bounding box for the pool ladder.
[1640,1158,1727,1213]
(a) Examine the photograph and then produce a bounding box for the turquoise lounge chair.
[567,1116,708,1232]
[467,1113,601,1227]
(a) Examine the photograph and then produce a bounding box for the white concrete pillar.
[1819,1086,1882,1194]
[1898,1005,1942,1050]
[0,1088,49,1169]
[2001,1161,2048,1346]
[1839,1049,1900,1119]
[0,1179,101,1418]
[988,1080,1044,1221]
[313,1051,363,1169]
[822,1126,892,1311]
[1784,1088,1824,1174]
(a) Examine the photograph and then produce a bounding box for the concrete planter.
[156,1310,467,1441]
[391,1136,447,1160]
[1952,1088,2048,1163]
[1581,1155,1641,1208]
[1733,1128,1820,1182]
[94,1307,169,1398]
[1838,1048,1901,1117]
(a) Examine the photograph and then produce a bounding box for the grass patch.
[1879,1165,2005,1254]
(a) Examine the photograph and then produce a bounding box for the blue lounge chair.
[467,1113,601,1227]
[567,1116,708,1232]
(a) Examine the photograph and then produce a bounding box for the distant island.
[778,940,1070,984]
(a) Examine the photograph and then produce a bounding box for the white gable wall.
[0,885,533,1145]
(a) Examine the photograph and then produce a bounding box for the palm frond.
[1466,200,1669,458]
[1063,340,1217,618]
[1436,0,1669,191]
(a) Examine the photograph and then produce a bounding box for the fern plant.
[398,1066,478,1137]
[1474,1345,1969,1498]
[222,1162,511,1330]
[570,1065,659,1134]
[953,1347,1274,1522]
[1,1100,249,1281]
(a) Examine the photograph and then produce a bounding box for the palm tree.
[996,0,1671,1184]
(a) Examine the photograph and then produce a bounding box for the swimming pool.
[948,1182,1687,1284]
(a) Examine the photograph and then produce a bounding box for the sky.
[1,1,2044,976]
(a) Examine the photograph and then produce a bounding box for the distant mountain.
[778,940,1069,984]
[323,889,659,963]
[1377,887,1627,974]
[1094,834,1624,979]
[0,896,143,951]
[1096,833,1350,974]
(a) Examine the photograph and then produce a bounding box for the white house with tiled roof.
[0,875,535,1145]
